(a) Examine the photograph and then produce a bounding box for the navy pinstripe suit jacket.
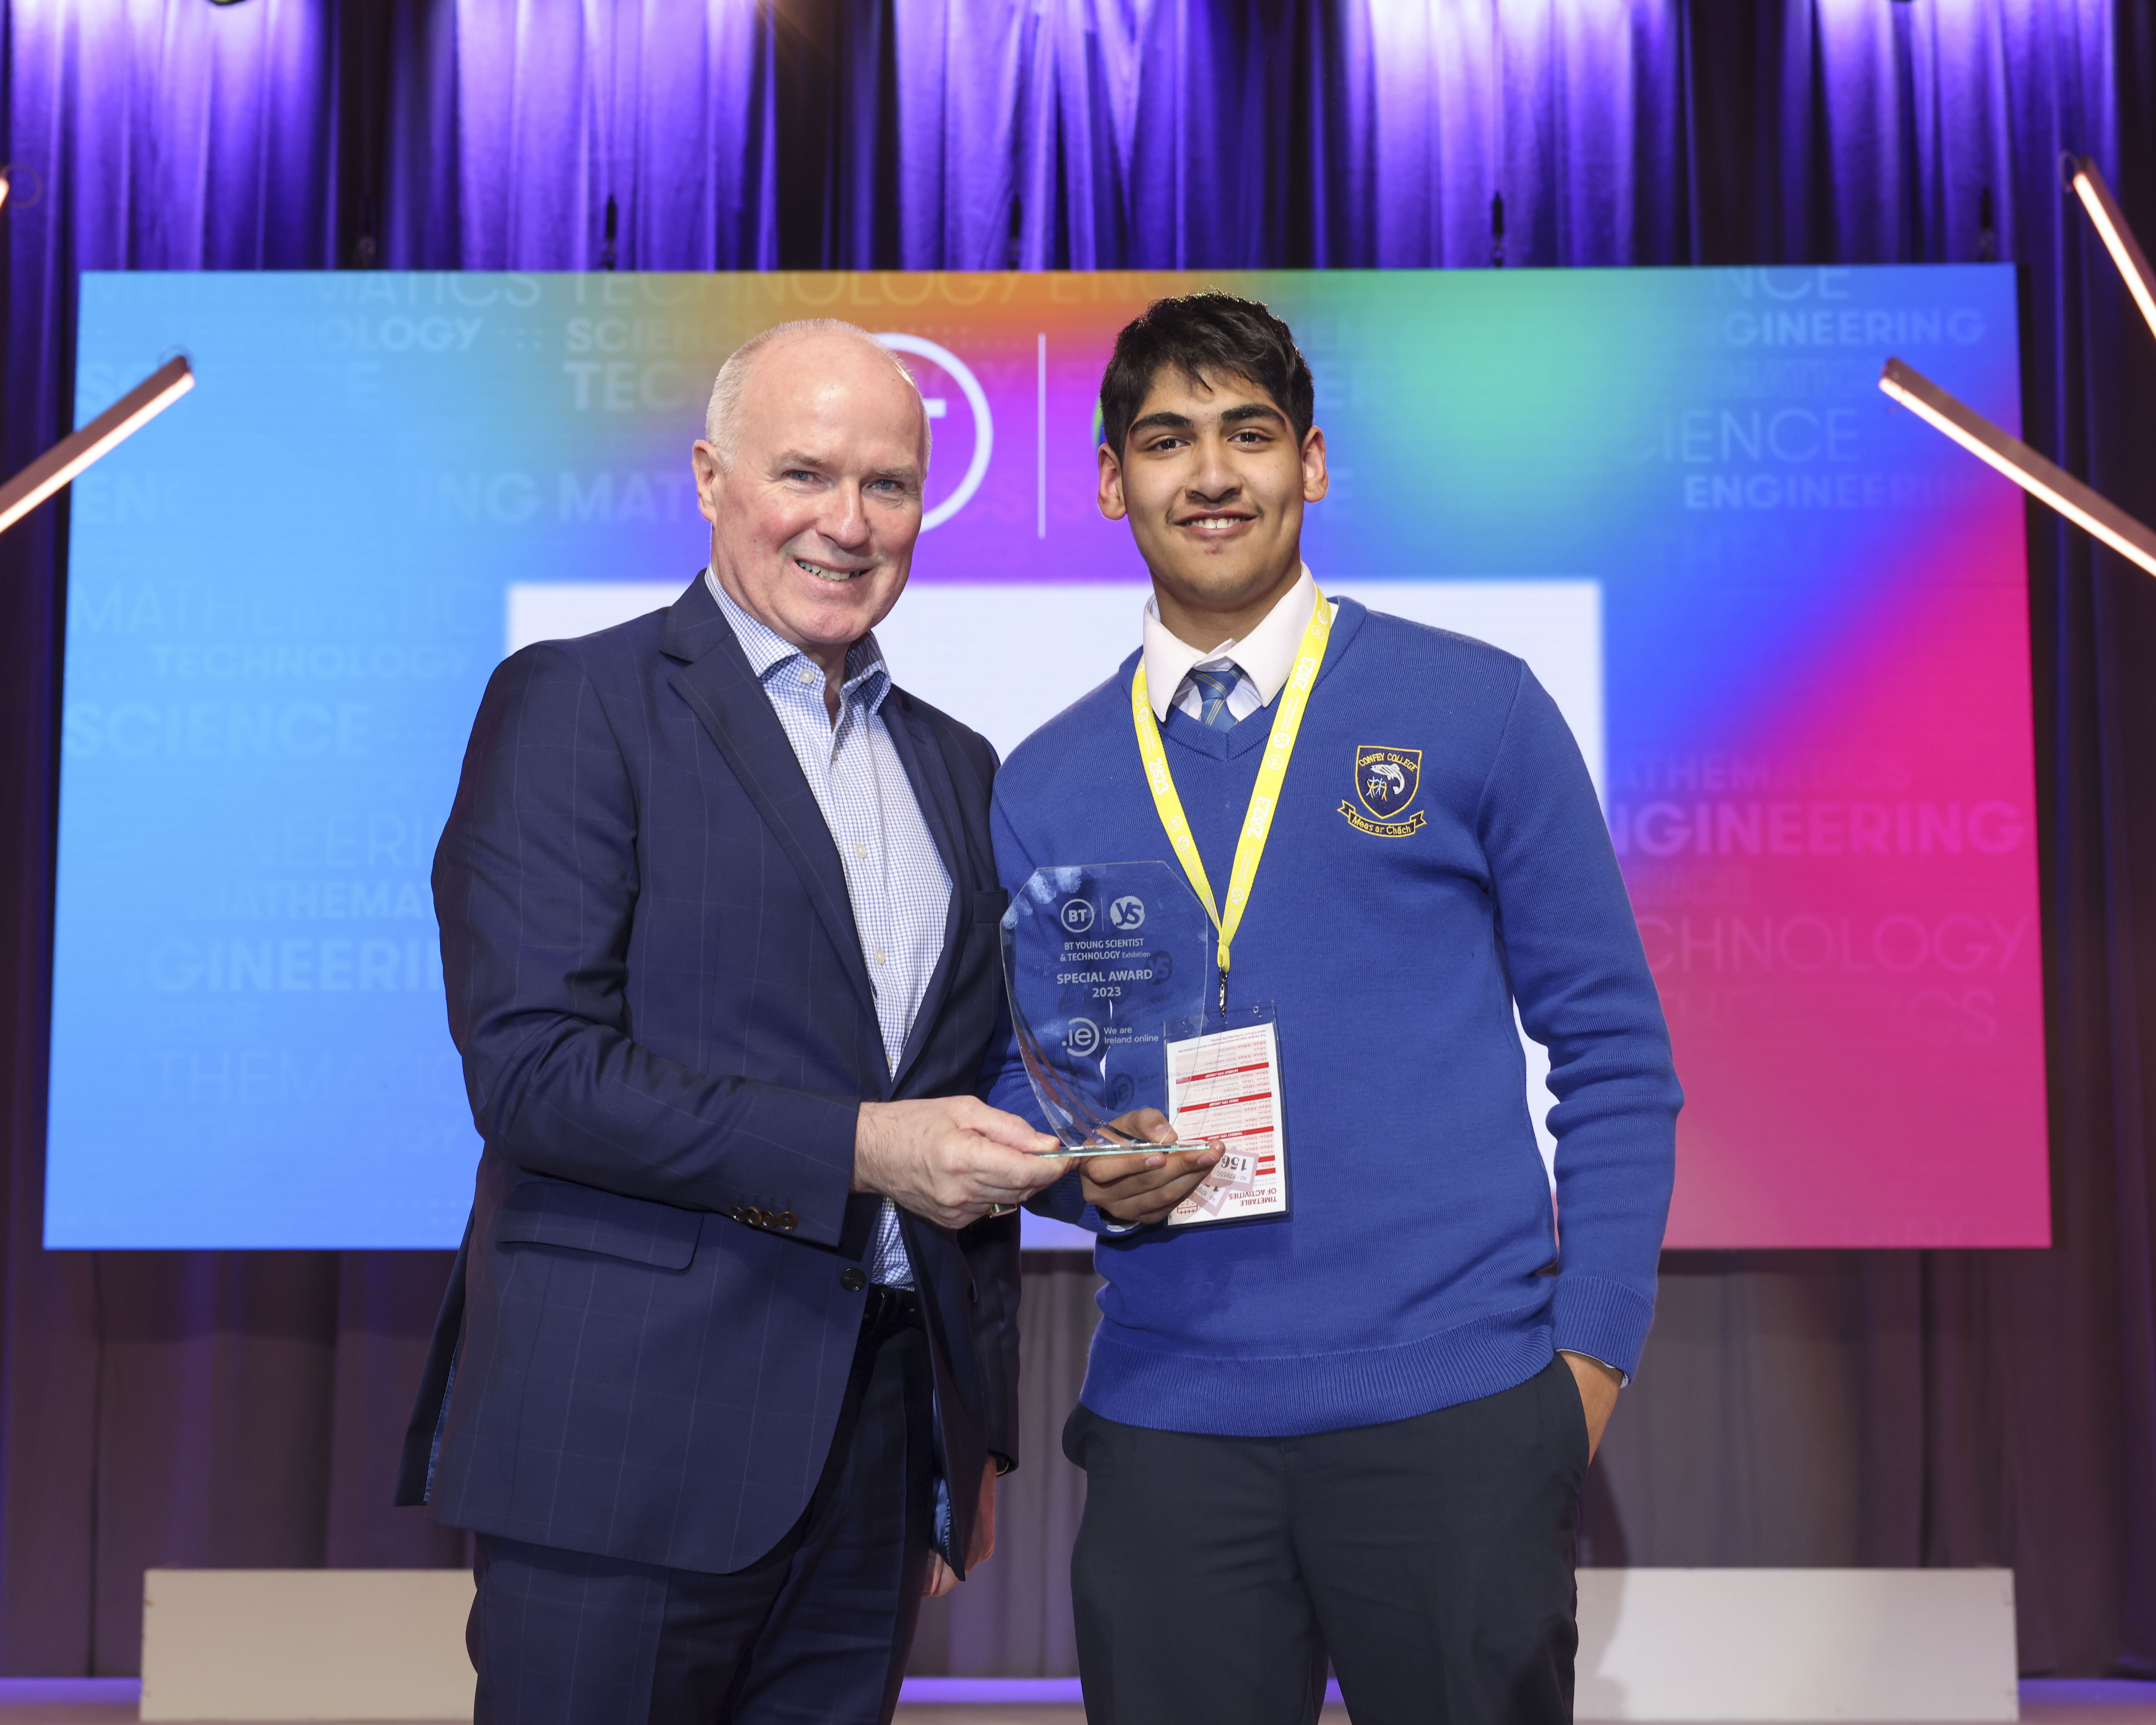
[396,574,1021,1578]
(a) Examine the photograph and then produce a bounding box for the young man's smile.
[1172,503,1259,543]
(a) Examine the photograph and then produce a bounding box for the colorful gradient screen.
[47,268,2047,1248]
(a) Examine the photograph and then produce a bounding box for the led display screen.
[47,267,2046,1247]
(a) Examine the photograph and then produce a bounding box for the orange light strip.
[0,356,195,536]
[1878,357,2156,579]
[2070,156,2156,346]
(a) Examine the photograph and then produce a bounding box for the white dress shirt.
[1140,563,1335,725]
[707,569,950,1288]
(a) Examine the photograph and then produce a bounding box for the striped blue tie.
[1189,665,1242,732]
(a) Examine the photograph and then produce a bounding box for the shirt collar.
[1139,564,1319,723]
[704,567,891,715]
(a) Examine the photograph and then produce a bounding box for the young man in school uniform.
[988,293,1682,1725]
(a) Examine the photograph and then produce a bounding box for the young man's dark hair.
[1098,291,1315,455]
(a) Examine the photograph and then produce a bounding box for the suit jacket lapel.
[882,691,971,1090]
[661,577,881,1033]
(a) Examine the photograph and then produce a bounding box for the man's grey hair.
[702,319,931,471]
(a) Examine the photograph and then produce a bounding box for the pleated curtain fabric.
[0,0,2150,1679]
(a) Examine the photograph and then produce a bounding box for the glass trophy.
[1000,861,1217,1157]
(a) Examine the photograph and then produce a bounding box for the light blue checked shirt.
[706,570,950,1289]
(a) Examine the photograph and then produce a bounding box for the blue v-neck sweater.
[987,598,1681,1437]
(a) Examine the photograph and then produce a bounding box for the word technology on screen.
[47,267,2047,1250]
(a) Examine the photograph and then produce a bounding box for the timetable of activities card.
[1168,1018,1289,1226]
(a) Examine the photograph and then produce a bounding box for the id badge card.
[1162,1002,1289,1227]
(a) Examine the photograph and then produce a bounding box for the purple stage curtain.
[383,0,776,270]
[862,0,1690,271]
[1,0,2152,1680]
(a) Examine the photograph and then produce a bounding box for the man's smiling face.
[694,330,927,663]
[1097,365,1327,638]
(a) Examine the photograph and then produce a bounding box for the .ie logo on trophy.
[1108,895,1147,931]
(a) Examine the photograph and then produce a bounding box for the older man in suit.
[397,321,1098,1725]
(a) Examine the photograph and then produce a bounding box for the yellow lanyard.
[1131,586,1331,1009]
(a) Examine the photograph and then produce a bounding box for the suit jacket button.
[778,1211,798,1232]
[729,1204,747,1223]
[747,1206,768,1228]
[841,1267,867,1292]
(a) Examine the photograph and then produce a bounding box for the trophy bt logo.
[1107,895,1146,931]
[1061,898,1094,934]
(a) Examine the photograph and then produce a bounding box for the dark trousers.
[468,1296,935,1725]
[1066,1354,1589,1725]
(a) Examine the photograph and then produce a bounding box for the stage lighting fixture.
[0,356,195,536]
[1880,153,2156,578]
[1879,359,2156,579]
[0,168,10,212]
[2068,157,2156,343]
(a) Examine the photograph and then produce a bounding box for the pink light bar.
[1878,357,2156,579]
[0,356,195,536]
[2070,156,2156,346]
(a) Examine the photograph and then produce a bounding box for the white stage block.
[1576,1568,2019,1721]
[135,1566,2015,1721]
[140,1569,474,1721]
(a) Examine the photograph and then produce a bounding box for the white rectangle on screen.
[505,578,1603,1243]
[505,578,1602,791]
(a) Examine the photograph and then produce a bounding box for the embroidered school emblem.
[1340,745,1427,837]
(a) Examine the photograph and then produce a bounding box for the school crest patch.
[1340,746,1428,837]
